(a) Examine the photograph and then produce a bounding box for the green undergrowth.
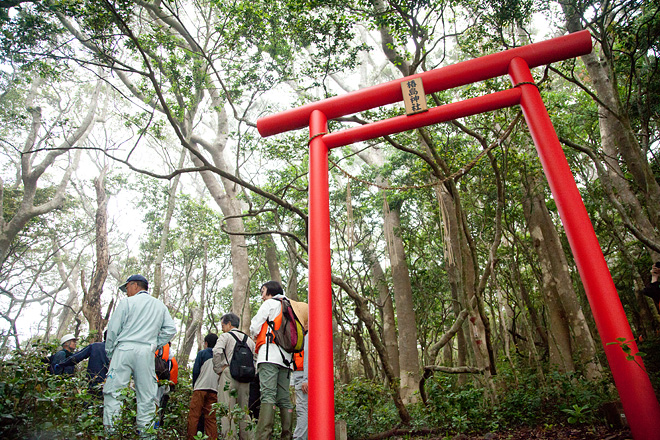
[0,342,191,439]
[335,369,620,439]
[3,339,658,439]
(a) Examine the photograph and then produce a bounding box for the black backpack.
[155,347,170,382]
[225,331,256,383]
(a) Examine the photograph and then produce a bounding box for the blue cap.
[119,274,148,292]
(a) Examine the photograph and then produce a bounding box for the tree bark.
[383,203,421,404]
[190,107,251,332]
[264,234,284,286]
[352,324,375,380]
[81,166,110,341]
[353,148,402,381]
[178,247,206,367]
[522,177,575,374]
[363,243,400,379]
[285,237,300,299]
[435,184,469,385]
[427,310,468,363]
[153,147,186,299]
[523,171,602,379]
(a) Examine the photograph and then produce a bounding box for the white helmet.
[60,333,77,346]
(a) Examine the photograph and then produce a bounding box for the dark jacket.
[641,282,660,310]
[59,342,110,385]
[50,349,75,375]
[192,347,214,387]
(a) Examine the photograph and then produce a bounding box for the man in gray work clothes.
[104,274,177,436]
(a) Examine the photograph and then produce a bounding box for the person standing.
[292,338,308,440]
[56,331,109,396]
[103,274,177,436]
[50,333,78,375]
[187,333,220,440]
[291,301,309,440]
[155,342,179,428]
[213,312,255,440]
[250,281,294,440]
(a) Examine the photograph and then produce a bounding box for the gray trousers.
[219,368,250,440]
[258,362,293,408]
[103,343,157,432]
[292,371,308,440]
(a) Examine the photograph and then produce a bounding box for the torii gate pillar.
[258,30,660,440]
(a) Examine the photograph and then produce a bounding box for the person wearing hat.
[103,274,177,436]
[56,330,110,397]
[50,333,78,375]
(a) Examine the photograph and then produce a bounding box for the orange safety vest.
[155,343,179,384]
[255,309,283,354]
[169,356,178,384]
[293,350,304,371]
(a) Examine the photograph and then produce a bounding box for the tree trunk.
[523,172,602,379]
[285,238,300,299]
[52,239,80,341]
[264,234,283,286]
[353,325,375,380]
[331,274,411,424]
[190,106,250,332]
[179,307,198,368]
[383,202,421,404]
[436,185,469,385]
[363,243,400,379]
[492,276,518,384]
[153,148,186,298]
[81,166,110,341]
[178,257,205,367]
[353,148,402,380]
[427,310,469,364]
[522,179,575,374]
[458,211,496,399]
[508,256,546,381]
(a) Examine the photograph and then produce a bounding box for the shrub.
[334,377,399,438]
[0,342,191,439]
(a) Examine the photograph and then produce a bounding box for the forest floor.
[372,425,633,440]
[437,425,631,440]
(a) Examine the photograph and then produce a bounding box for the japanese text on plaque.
[401,78,428,115]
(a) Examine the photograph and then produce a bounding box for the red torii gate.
[257,30,660,440]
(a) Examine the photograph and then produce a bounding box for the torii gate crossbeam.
[257,30,660,440]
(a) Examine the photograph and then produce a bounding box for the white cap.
[60,333,77,346]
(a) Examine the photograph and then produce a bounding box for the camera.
[655,261,660,268]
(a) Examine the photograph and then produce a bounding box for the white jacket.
[249,294,293,369]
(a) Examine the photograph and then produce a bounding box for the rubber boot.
[255,403,276,440]
[280,407,294,440]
